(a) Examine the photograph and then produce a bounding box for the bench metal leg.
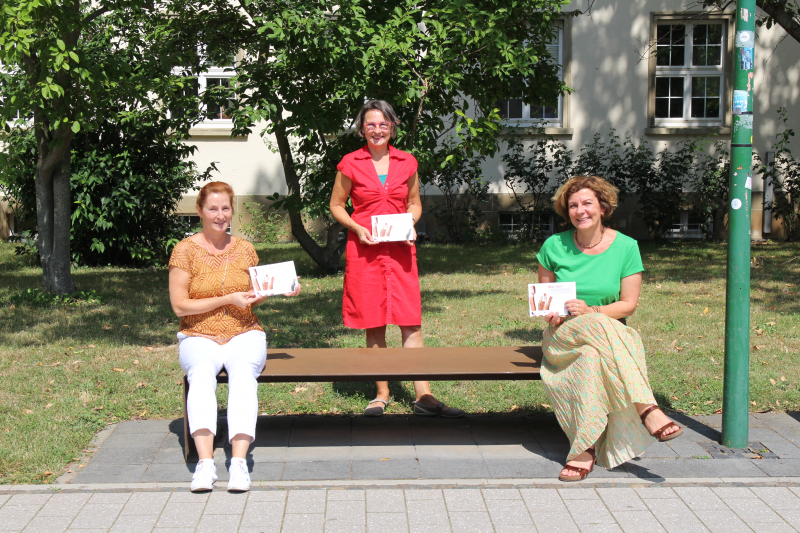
[183,376,196,463]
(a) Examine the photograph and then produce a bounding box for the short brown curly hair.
[552,176,619,222]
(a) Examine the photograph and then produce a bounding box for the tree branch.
[758,0,800,43]
[84,4,111,24]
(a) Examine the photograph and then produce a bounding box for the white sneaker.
[227,460,251,492]
[191,460,217,492]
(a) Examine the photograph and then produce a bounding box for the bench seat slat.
[213,346,542,382]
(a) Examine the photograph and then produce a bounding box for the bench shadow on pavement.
[163,406,754,483]
[167,412,575,482]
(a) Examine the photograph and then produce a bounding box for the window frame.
[498,212,554,239]
[498,18,572,135]
[646,12,734,135]
[171,54,239,136]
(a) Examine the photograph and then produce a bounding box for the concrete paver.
[3,412,800,531]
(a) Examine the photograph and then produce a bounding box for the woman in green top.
[537,175,682,482]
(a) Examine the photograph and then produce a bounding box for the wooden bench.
[182,345,543,461]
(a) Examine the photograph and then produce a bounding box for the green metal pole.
[722,0,755,449]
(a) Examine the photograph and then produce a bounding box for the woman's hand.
[228,291,257,309]
[283,283,302,297]
[543,311,565,327]
[353,224,377,245]
[564,299,591,316]
[404,226,417,246]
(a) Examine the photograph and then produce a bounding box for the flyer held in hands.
[528,282,576,317]
[371,213,415,242]
[249,261,299,297]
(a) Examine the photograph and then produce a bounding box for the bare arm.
[603,272,641,319]
[168,266,254,317]
[406,171,423,225]
[329,171,375,245]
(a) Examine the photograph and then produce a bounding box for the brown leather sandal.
[640,405,683,442]
[558,447,596,482]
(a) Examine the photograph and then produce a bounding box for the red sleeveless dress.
[336,145,421,329]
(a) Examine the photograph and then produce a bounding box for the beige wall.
[180,1,800,240]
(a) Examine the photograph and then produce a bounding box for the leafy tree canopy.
[225,0,574,272]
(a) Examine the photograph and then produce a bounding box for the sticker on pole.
[733,91,748,115]
[735,30,754,47]
[745,176,752,189]
[739,47,754,70]
[731,198,743,210]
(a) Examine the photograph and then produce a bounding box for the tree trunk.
[34,122,76,294]
[272,118,346,273]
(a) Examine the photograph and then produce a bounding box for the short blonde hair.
[552,176,619,222]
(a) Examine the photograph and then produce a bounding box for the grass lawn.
[0,239,798,484]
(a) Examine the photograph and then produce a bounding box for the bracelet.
[591,305,601,314]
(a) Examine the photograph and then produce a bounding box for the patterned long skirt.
[542,313,657,469]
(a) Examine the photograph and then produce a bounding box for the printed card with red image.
[528,282,576,317]
[249,261,298,297]
[371,213,415,242]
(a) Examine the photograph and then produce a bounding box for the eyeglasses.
[365,122,391,132]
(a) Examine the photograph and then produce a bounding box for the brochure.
[371,213,415,242]
[249,261,298,297]
[528,282,577,317]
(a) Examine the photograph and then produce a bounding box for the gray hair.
[353,100,401,139]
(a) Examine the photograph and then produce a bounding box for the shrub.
[760,107,800,241]
[427,147,489,244]
[238,201,289,244]
[693,140,730,240]
[501,129,572,242]
[0,109,215,266]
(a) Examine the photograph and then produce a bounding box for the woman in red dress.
[329,100,464,418]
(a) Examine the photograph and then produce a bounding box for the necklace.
[574,226,606,249]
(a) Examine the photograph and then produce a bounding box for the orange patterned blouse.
[169,237,263,344]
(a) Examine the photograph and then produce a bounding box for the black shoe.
[413,401,465,418]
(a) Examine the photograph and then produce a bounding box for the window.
[648,14,733,132]
[171,56,236,127]
[496,25,567,128]
[499,212,554,238]
[666,210,706,239]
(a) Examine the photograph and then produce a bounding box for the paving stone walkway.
[2,411,799,532]
[2,483,799,532]
[63,412,800,485]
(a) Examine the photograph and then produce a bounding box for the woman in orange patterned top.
[169,182,301,492]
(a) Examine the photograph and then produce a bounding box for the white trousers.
[178,330,267,443]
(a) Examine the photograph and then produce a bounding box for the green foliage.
[573,130,627,199]
[501,129,572,241]
[0,128,37,227]
[229,0,573,270]
[692,140,730,240]
[7,231,40,265]
[759,107,800,241]
[568,130,707,239]
[9,288,103,307]
[0,0,244,291]
[1,113,214,266]
[238,201,289,244]
[427,148,489,244]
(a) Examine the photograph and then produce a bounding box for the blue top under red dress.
[336,145,421,329]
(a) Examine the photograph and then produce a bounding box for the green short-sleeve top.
[536,230,644,307]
